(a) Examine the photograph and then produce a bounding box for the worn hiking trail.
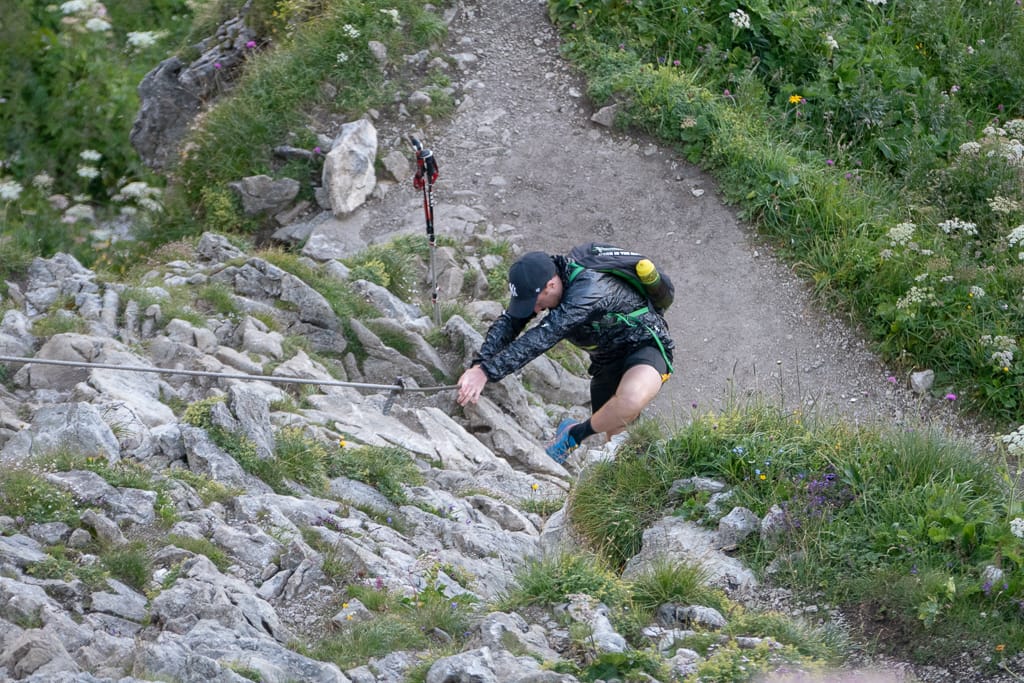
[360,0,973,440]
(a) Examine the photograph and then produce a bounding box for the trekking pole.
[410,136,441,326]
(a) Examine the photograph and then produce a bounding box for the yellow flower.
[759,473,767,480]
[346,614,353,621]
[531,483,539,491]
[996,643,1006,652]
[342,602,349,608]
[789,94,803,104]
[339,438,347,448]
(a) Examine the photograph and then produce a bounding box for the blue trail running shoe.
[546,418,580,463]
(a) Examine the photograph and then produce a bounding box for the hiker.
[456,249,674,462]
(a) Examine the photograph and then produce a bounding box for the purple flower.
[723,89,731,97]
[886,375,897,384]
[910,565,918,575]
[844,172,852,180]
[945,393,957,401]
[826,159,834,166]
[313,146,321,154]
[691,401,698,408]
[673,59,680,66]
[245,40,256,48]
[619,43,625,51]
[214,62,222,70]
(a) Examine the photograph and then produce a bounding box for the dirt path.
[359,0,977,439]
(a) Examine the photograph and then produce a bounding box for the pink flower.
[886,376,897,384]
[826,159,834,166]
[246,40,256,49]
[214,62,222,69]
[945,393,957,401]
[723,89,731,97]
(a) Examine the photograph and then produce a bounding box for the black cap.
[507,252,555,318]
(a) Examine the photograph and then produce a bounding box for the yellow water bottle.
[636,259,673,311]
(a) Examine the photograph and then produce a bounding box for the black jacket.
[474,255,674,381]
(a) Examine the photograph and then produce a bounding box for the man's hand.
[457,365,488,406]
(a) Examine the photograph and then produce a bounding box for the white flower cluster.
[729,8,751,29]
[77,166,99,179]
[896,285,935,311]
[937,217,978,236]
[984,335,1019,370]
[824,34,838,49]
[1002,425,1024,458]
[1012,516,1024,539]
[80,149,101,161]
[63,203,95,223]
[127,30,164,49]
[1005,118,1024,139]
[969,285,986,298]
[958,141,981,157]
[379,8,400,24]
[888,221,915,246]
[113,181,162,212]
[32,172,53,190]
[989,196,1021,214]
[0,179,24,202]
[60,0,99,14]
[336,52,349,64]
[342,24,360,39]
[865,0,887,5]
[1007,225,1024,247]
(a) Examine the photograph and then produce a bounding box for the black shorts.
[590,345,672,411]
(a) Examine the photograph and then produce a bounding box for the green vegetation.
[566,402,1024,668]
[550,0,1024,427]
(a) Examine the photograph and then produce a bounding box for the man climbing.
[456,249,674,463]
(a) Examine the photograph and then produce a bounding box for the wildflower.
[77,165,99,179]
[80,149,101,161]
[336,52,349,64]
[1007,225,1024,247]
[879,248,894,260]
[969,286,985,298]
[673,59,680,66]
[126,30,162,49]
[531,483,539,491]
[944,393,957,401]
[0,179,24,201]
[886,375,897,383]
[60,0,94,13]
[728,8,750,29]
[825,34,838,50]
[1011,517,1024,538]
[342,23,360,39]
[1002,427,1024,458]
[85,17,111,31]
[732,446,745,454]
[338,438,346,448]
[789,94,802,104]
[989,196,1021,214]
[346,614,353,620]
[32,172,53,190]
[997,644,1006,652]
[825,159,834,166]
[887,222,915,246]
[938,217,978,236]
[214,62,222,69]
[949,84,960,94]
[910,565,918,575]
[723,89,731,97]
[865,0,887,4]
[386,516,392,524]
[958,141,981,156]
[759,473,767,480]
[896,285,935,312]
[314,146,322,154]
[379,8,400,24]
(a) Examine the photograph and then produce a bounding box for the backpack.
[567,242,675,312]
[566,242,675,374]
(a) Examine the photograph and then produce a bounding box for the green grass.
[553,0,1024,428]
[568,403,1024,669]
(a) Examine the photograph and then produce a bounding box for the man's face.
[533,276,563,314]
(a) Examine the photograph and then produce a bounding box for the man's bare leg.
[589,364,665,437]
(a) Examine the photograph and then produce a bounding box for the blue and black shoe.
[545,418,580,464]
